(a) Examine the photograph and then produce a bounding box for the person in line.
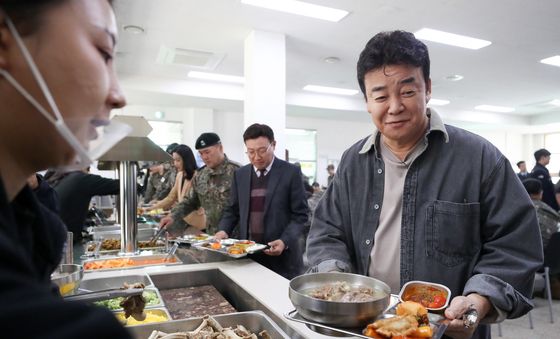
[159,133,240,235]
[306,30,542,339]
[215,124,308,279]
[531,148,559,211]
[522,178,560,249]
[46,167,119,242]
[146,144,206,234]
[326,163,336,186]
[0,0,132,337]
[516,160,529,181]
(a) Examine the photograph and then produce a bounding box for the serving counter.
[81,254,345,339]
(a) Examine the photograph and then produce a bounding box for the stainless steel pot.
[289,272,390,328]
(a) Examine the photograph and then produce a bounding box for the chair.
[495,266,554,336]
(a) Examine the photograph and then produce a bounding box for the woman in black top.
[0,0,132,337]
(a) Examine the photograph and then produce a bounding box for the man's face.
[543,155,551,166]
[198,144,224,169]
[519,162,527,172]
[245,136,275,170]
[364,64,431,148]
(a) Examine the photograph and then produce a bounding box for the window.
[286,128,317,184]
[147,120,183,150]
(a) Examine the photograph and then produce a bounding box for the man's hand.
[444,293,492,339]
[214,231,228,240]
[159,215,174,229]
[264,239,285,256]
[27,174,39,190]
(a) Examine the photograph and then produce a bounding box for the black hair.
[1,1,114,36]
[357,30,430,100]
[173,144,197,181]
[166,143,179,154]
[243,123,275,143]
[522,178,542,195]
[516,161,525,168]
[534,148,551,162]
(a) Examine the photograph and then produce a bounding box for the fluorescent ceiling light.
[428,98,450,106]
[540,55,560,67]
[414,28,491,50]
[303,85,359,96]
[241,0,349,22]
[549,99,560,106]
[474,105,515,113]
[187,71,244,84]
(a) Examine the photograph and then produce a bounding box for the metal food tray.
[82,254,182,272]
[92,227,160,241]
[84,240,166,256]
[94,288,165,312]
[192,240,267,259]
[171,233,214,246]
[80,274,154,291]
[284,309,449,339]
[129,310,290,338]
[115,307,172,327]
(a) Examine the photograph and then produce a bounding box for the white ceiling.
[113,0,560,127]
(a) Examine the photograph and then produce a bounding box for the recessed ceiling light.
[474,105,515,113]
[540,55,560,67]
[241,0,349,22]
[323,56,341,64]
[303,85,359,96]
[123,25,145,34]
[414,28,491,50]
[428,99,450,106]
[549,99,560,106]
[154,111,165,119]
[445,74,464,81]
[187,71,244,84]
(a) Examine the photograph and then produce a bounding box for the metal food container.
[289,272,391,328]
[92,226,159,241]
[82,254,182,272]
[399,280,451,312]
[80,274,154,291]
[114,307,171,326]
[129,311,290,338]
[50,264,84,296]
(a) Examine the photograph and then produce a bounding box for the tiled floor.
[490,296,558,338]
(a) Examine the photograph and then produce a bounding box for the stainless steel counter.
[82,258,346,338]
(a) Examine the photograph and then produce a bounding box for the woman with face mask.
[0,0,132,337]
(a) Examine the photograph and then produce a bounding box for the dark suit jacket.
[219,157,308,278]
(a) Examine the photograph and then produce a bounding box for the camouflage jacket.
[143,165,176,203]
[532,198,560,249]
[171,155,240,234]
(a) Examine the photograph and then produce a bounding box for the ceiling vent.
[156,45,225,70]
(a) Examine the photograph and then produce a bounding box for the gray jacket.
[307,110,542,339]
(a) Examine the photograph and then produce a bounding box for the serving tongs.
[149,225,167,245]
[64,287,144,303]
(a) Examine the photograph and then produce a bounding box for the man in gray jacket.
[306,30,542,339]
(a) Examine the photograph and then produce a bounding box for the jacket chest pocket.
[425,200,481,267]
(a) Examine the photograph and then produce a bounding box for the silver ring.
[462,304,478,329]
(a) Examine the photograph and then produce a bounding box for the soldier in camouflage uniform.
[143,162,176,203]
[160,133,240,235]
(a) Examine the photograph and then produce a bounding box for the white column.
[244,30,287,160]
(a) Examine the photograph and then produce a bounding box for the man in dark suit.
[216,123,309,279]
[531,148,559,211]
[516,160,529,181]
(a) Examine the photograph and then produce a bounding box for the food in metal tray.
[87,239,164,252]
[115,309,169,326]
[95,289,159,311]
[363,301,433,338]
[399,281,450,311]
[147,314,271,339]
[83,257,177,270]
[306,281,386,302]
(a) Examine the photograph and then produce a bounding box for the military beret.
[195,132,221,150]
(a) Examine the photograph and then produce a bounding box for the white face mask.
[0,14,131,170]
